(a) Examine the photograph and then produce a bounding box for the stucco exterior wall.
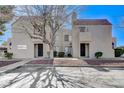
[12,26,34,58]
[11,17,72,58]
[12,17,42,58]
[11,16,114,58]
[89,25,114,58]
[72,24,114,58]
[72,25,80,58]
[54,30,72,52]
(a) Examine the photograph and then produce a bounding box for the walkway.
[1,57,124,74]
[54,58,88,66]
[0,59,32,73]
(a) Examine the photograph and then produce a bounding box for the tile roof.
[74,19,112,25]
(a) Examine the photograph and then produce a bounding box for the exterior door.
[80,43,85,56]
[38,44,43,57]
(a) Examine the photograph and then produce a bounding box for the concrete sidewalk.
[26,58,124,67]
[54,58,88,66]
[1,58,124,74]
[0,59,32,73]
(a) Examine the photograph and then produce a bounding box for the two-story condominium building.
[8,12,114,58]
[72,12,114,58]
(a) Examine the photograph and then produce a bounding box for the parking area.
[0,66,124,88]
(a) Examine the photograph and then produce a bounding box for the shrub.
[4,52,13,59]
[54,51,57,57]
[58,52,65,57]
[95,52,103,59]
[67,53,72,57]
[114,48,124,57]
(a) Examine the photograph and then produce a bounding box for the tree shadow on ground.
[0,66,94,88]
[91,67,110,72]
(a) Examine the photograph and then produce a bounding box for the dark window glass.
[9,42,12,46]
[64,35,69,41]
[112,42,114,49]
[79,27,85,32]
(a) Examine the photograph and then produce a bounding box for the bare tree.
[16,5,80,58]
[0,5,14,35]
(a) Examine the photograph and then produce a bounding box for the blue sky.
[0,5,124,47]
[77,5,124,47]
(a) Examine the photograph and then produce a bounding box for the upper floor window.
[64,35,69,41]
[79,27,86,32]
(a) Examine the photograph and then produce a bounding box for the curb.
[1,60,124,74]
[54,65,124,68]
[25,63,124,68]
[0,59,32,73]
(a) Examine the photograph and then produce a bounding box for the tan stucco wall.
[72,24,114,58]
[11,16,114,58]
[89,25,114,58]
[12,17,55,58]
[12,28,34,58]
[11,17,72,58]
[55,30,72,52]
[72,25,80,58]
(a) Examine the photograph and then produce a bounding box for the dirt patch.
[27,58,87,67]
[0,60,21,67]
[26,58,124,67]
[27,59,53,64]
[84,59,124,66]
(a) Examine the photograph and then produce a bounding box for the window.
[112,42,114,49]
[64,35,69,41]
[9,42,12,46]
[9,42,12,49]
[79,27,86,32]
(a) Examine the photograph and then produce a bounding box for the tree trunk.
[50,49,53,59]
[47,45,54,59]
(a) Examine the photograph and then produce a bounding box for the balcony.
[79,32,92,42]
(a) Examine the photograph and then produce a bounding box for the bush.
[114,48,124,57]
[95,52,103,59]
[58,52,65,57]
[67,53,72,57]
[4,52,13,59]
[54,51,57,57]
